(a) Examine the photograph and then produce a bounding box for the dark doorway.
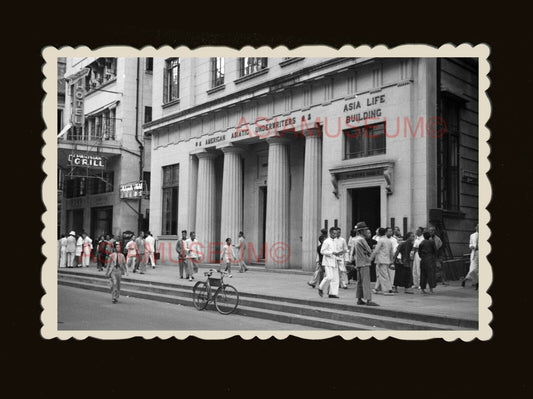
[349,187,381,234]
[68,209,84,235]
[258,186,267,260]
[91,206,113,239]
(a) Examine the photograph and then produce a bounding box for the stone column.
[301,129,322,271]
[220,145,245,245]
[195,151,218,262]
[265,137,291,269]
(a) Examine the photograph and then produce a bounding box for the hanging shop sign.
[120,181,146,199]
[68,153,106,169]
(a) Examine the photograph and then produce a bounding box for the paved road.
[58,285,318,330]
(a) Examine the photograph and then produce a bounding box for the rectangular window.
[144,106,152,123]
[84,58,117,92]
[344,122,386,159]
[240,57,267,77]
[162,164,179,235]
[163,58,180,103]
[438,97,461,211]
[145,58,153,72]
[65,177,87,198]
[211,57,225,87]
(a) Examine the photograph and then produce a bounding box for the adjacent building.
[58,57,153,240]
[141,57,478,270]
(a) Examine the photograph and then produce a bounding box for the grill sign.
[68,153,106,168]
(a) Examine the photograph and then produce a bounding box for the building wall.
[61,58,151,239]
[440,58,479,256]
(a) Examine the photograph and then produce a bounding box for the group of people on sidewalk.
[308,221,480,306]
[174,230,248,281]
[58,231,93,268]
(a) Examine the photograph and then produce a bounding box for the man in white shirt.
[185,231,200,281]
[125,235,138,274]
[59,234,67,268]
[463,224,479,289]
[387,227,398,292]
[334,227,349,289]
[66,231,77,268]
[371,227,394,295]
[145,231,156,268]
[411,227,425,289]
[318,228,342,298]
[75,234,84,267]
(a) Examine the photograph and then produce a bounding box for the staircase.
[58,269,477,331]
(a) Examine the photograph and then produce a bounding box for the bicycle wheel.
[192,281,209,310]
[214,284,239,315]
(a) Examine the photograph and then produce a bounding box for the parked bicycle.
[192,269,240,315]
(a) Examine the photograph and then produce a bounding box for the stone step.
[58,278,383,331]
[58,273,473,330]
[58,269,477,329]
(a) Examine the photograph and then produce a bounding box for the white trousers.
[319,265,339,296]
[412,253,421,287]
[59,249,67,268]
[375,263,392,292]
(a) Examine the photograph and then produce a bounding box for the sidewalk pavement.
[61,261,479,322]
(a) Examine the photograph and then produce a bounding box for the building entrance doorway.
[91,206,113,239]
[348,187,381,235]
[67,209,84,235]
[258,186,267,260]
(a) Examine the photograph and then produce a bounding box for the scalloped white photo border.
[41,44,491,341]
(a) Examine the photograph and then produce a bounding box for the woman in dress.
[392,232,415,294]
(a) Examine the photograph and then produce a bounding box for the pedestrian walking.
[81,232,93,268]
[307,228,327,288]
[462,224,479,290]
[75,234,84,267]
[125,234,138,274]
[185,231,200,281]
[105,242,128,303]
[135,231,147,274]
[96,235,105,271]
[353,222,378,306]
[429,225,447,285]
[145,231,156,268]
[176,230,188,279]
[418,232,437,294]
[59,234,67,268]
[392,232,415,294]
[411,227,424,289]
[364,228,378,283]
[346,228,358,283]
[371,228,394,295]
[318,228,341,298]
[335,227,349,289]
[234,231,249,273]
[387,227,399,292]
[220,238,235,277]
[66,231,76,268]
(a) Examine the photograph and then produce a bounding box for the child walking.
[105,242,128,303]
[220,238,235,278]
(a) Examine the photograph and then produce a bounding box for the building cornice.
[144,57,368,134]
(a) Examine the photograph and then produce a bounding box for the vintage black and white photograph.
[41,45,490,339]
